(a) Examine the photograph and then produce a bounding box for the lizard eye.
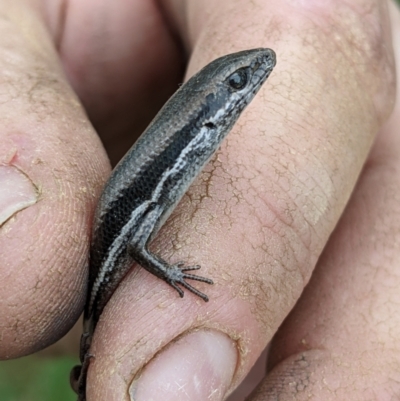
[227,68,248,90]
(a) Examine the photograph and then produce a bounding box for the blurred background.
[0,320,81,401]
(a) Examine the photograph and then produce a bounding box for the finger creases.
[82,0,396,400]
[0,2,109,358]
[254,1,400,400]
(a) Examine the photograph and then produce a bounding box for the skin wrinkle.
[270,108,346,230]
[236,224,303,322]
[270,156,318,231]
[0,40,81,123]
[238,180,296,257]
[253,109,334,252]
[187,166,300,290]
[224,126,318,260]
[18,213,84,314]
[253,352,317,400]
[266,173,400,398]
[275,136,335,219]
[220,153,317,288]
[112,303,213,367]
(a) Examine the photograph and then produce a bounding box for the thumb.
[0,1,109,358]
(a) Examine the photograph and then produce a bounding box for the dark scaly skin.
[71,48,276,400]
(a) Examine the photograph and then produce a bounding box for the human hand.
[0,1,397,401]
[0,0,188,358]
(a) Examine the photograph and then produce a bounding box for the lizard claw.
[165,262,213,302]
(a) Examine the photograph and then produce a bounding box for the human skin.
[0,0,398,400]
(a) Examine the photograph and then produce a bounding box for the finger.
[48,0,185,165]
[85,0,395,400]
[251,1,400,399]
[0,1,109,358]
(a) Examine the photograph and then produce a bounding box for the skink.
[71,47,276,400]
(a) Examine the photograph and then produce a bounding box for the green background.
[0,356,76,401]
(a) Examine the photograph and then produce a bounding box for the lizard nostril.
[73,47,276,401]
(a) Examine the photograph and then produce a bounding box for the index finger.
[86,0,395,400]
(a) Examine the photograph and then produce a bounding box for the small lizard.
[70,48,276,400]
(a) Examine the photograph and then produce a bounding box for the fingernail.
[129,330,237,401]
[0,165,37,226]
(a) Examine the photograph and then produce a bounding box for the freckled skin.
[71,48,276,400]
